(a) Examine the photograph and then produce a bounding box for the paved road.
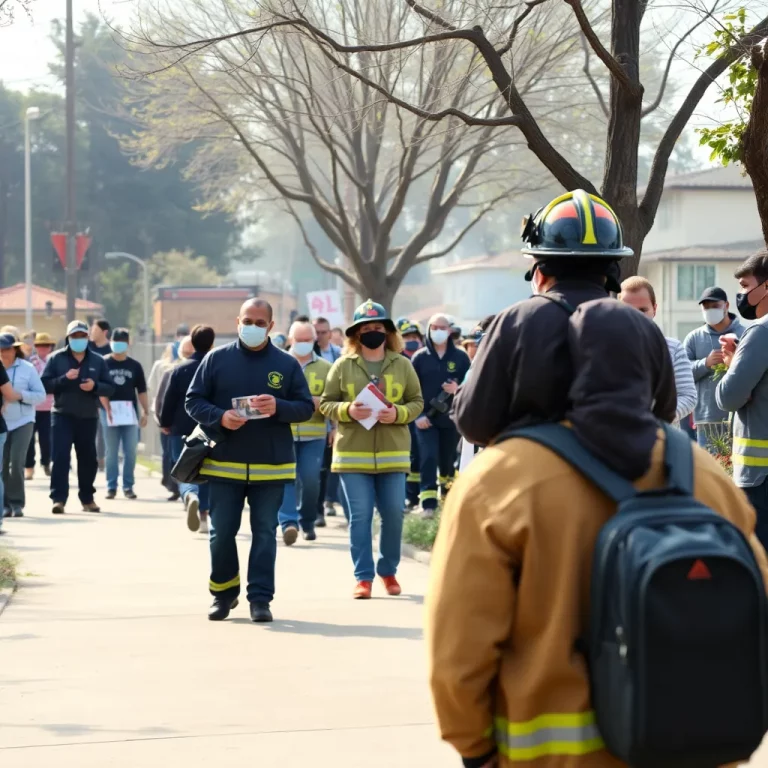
[0,471,453,767]
[3,472,768,767]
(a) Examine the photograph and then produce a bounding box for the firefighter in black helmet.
[453,189,676,446]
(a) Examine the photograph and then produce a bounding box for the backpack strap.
[536,294,577,315]
[662,422,694,495]
[498,423,637,503]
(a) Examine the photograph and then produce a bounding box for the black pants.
[160,431,179,494]
[25,411,52,469]
[50,413,98,505]
[745,480,768,553]
[416,424,459,510]
[317,441,333,518]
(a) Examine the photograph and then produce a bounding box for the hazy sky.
[0,0,133,91]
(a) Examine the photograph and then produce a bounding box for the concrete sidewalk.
[0,472,453,767]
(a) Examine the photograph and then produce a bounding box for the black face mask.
[736,281,766,320]
[359,330,387,350]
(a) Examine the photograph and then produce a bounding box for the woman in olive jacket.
[320,300,423,599]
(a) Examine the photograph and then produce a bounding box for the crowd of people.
[5,189,768,765]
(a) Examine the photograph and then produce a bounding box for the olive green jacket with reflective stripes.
[319,351,423,473]
[291,356,332,442]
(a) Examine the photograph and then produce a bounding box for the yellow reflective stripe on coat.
[199,459,296,481]
[732,437,768,466]
[420,490,438,501]
[209,574,240,592]
[291,423,327,441]
[332,450,410,472]
[494,712,604,761]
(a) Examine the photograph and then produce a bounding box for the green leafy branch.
[696,8,757,165]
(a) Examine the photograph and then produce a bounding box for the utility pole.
[64,0,77,322]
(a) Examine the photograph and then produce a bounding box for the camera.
[426,390,453,420]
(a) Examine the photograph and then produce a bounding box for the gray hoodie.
[684,313,747,423]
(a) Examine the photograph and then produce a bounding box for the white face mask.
[430,329,450,345]
[291,341,315,357]
[703,307,726,327]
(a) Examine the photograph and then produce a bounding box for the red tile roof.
[0,283,103,312]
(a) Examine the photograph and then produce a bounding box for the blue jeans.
[278,439,324,532]
[340,472,405,582]
[105,424,139,492]
[208,479,284,604]
[170,435,209,511]
[0,433,7,531]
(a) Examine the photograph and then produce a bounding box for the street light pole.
[24,106,40,331]
[64,0,77,323]
[104,252,150,334]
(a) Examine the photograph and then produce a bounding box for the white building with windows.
[639,165,763,340]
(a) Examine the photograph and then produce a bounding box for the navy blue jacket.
[186,339,314,474]
[41,346,115,419]
[411,339,470,428]
[160,350,205,437]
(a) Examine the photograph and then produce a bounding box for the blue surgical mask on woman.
[292,341,315,357]
[238,323,268,348]
[404,340,421,353]
[111,341,128,355]
[69,337,88,353]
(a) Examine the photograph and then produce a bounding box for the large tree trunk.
[742,39,768,247]
[601,0,646,280]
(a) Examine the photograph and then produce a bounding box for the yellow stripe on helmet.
[573,189,597,245]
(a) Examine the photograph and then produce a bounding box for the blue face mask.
[238,323,268,348]
[111,341,129,355]
[404,340,421,353]
[69,337,88,353]
[291,341,315,357]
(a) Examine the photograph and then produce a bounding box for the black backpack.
[501,421,768,768]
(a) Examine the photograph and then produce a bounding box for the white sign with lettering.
[306,290,345,329]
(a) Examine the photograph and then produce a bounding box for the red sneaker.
[381,575,402,596]
[353,581,372,599]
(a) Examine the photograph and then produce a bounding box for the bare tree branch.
[403,0,458,32]
[580,33,609,118]
[641,2,721,118]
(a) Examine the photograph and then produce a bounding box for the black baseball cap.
[698,286,728,304]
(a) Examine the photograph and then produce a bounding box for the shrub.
[0,548,18,589]
[403,512,441,551]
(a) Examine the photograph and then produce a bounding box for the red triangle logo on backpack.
[687,559,712,580]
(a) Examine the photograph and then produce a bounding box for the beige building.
[640,165,763,340]
[0,283,103,339]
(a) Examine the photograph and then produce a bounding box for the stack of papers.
[355,383,391,430]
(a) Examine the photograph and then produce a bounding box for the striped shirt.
[666,336,696,425]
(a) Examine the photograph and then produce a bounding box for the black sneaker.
[250,602,273,623]
[106,490,117,500]
[52,502,65,515]
[168,492,180,502]
[12,508,23,518]
[82,502,101,513]
[43,464,51,477]
[303,529,317,541]
[208,596,239,621]
[124,489,137,500]
[2,507,11,518]
[282,525,299,546]
[315,514,327,528]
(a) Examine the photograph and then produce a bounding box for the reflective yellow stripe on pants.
[733,437,768,466]
[209,574,240,592]
[494,712,604,761]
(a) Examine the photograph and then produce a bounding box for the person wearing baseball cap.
[41,320,115,514]
[683,285,747,452]
[24,332,56,480]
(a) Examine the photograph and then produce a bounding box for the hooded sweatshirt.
[454,281,677,447]
[684,313,747,423]
[427,298,762,768]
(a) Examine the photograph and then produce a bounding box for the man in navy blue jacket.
[160,324,215,534]
[186,299,314,623]
[411,313,470,517]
